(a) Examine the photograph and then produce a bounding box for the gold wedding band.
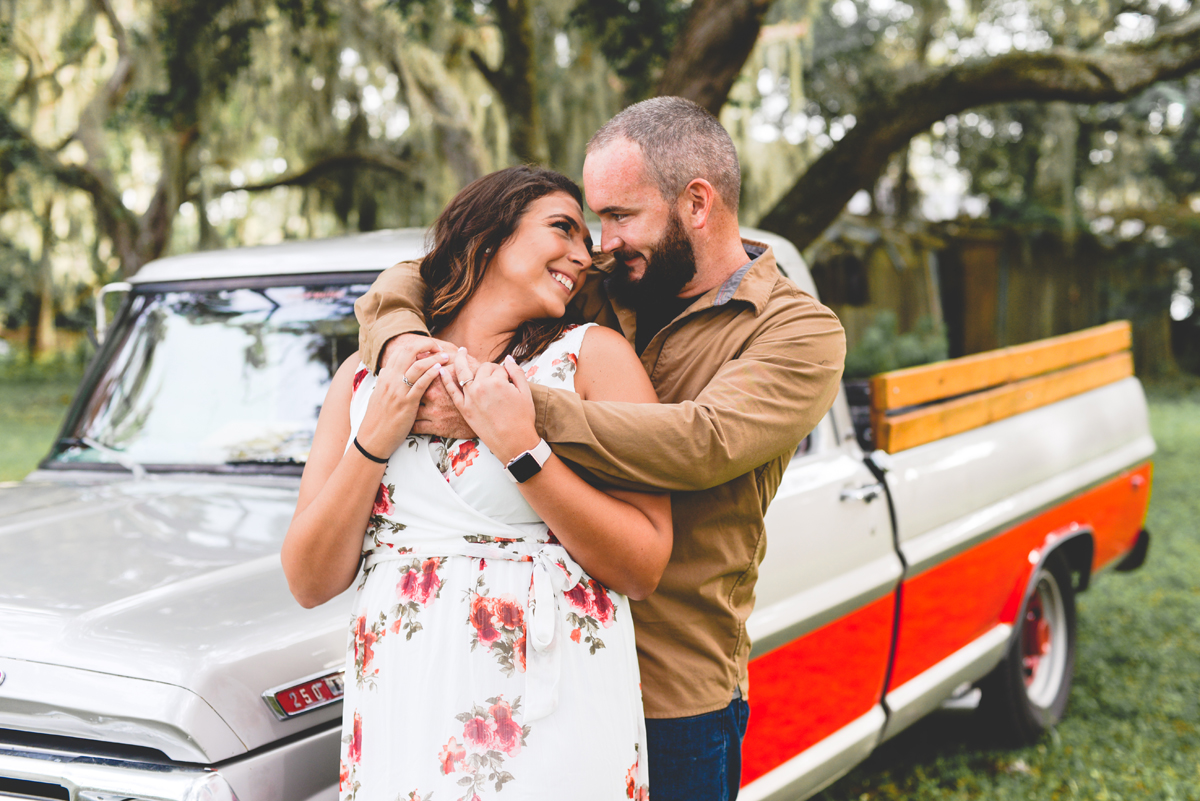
[402,375,416,388]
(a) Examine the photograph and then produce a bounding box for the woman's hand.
[440,349,540,463]
[356,354,445,459]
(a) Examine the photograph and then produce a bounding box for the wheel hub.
[1020,571,1068,708]
[1021,594,1051,684]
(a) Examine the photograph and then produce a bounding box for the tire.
[978,552,1077,744]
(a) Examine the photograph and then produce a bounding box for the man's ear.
[678,178,716,230]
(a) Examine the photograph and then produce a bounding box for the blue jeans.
[646,697,751,801]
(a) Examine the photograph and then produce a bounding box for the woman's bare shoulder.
[575,325,656,403]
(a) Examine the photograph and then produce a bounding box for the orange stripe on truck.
[739,461,1151,787]
[889,462,1152,690]
[741,593,895,785]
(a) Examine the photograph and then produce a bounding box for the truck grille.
[0,777,69,800]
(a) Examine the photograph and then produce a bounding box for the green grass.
[815,389,1200,801]
[0,374,81,482]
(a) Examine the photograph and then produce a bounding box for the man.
[355,97,845,800]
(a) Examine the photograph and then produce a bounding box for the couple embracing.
[282,96,846,801]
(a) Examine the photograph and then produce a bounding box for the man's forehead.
[583,140,655,205]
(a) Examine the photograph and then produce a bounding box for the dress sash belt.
[362,535,584,725]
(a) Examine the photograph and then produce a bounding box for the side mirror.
[95,282,131,345]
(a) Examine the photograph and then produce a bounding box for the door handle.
[840,482,883,503]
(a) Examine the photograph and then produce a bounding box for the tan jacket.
[355,240,846,718]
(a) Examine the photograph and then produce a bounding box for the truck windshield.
[49,280,372,472]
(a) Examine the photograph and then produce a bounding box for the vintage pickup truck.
[0,228,1153,801]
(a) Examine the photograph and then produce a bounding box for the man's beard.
[609,209,697,307]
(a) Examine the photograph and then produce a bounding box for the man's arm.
[356,257,619,373]
[528,295,846,492]
[355,259,430,373]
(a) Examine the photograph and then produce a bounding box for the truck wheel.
[978,553,1077,744]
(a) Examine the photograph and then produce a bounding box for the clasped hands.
[374,333,540,463]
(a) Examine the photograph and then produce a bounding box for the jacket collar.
[706,238,775,316]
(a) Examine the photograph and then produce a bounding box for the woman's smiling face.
[482,191,593,322]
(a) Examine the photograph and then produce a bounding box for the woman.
[281,166,670,801]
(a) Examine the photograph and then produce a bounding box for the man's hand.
[439,350,538,463]
[412,377,478,438]
[379,332,456,372]
[380,334,479,439]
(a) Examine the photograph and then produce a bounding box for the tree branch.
[758,11,1200,251]
[91,0,136,113]
[468,48,505,98]
[6,40,95,108]
[655,0,774,116]
[0,110,130,222]
[198,151,414,198]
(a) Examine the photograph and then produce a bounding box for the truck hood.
[0,475,350,763]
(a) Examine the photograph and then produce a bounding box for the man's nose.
[600,225,622,254]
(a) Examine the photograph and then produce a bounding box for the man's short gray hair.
[588,96,741,214]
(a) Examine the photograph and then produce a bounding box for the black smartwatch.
[505,439,553,483]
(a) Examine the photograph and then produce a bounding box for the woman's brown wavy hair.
[421,166,587,363]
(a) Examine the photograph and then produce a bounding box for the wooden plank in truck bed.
[871,321,1131,412]
[870,321,1134,453]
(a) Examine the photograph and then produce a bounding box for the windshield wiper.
[57,437,149,481]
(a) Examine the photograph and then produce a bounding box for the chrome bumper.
[0,745,236,801]
[0,723,340,801]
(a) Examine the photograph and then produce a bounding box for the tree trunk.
[655,0,774,116]
[34,202,57,358]
[1134,311,1181,378]
[471,0,548,164]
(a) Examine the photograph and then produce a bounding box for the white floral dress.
[339,323,650,801]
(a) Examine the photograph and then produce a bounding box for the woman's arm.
[281,351,445,608]
[441,328,672,600]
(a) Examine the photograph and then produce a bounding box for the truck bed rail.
[870,321,1134,453]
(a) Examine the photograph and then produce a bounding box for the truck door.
[740,391,902,799]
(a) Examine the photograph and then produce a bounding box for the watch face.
[507,452,541,483]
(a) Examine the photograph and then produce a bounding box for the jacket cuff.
[360,310,429,373]
[530,384,555,441]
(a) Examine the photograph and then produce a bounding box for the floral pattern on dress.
[353,368,369,392]
[389,557,444,639]
[466,575,527,676]
[564,578,616,655]
[625,746,650,800]
[367,483,407,547]
[351,613,387,689]
[549,351,578,382]
[450,440,481,476]
[439,696,531,799]
[428,436,453,476]
[463,534,534,562]
[340,710,363,800]
[429,436,484,481]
